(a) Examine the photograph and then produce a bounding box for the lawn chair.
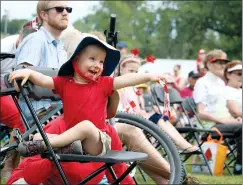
[187,97,237,176]
[0,66,148,185]
[150,84,214,175]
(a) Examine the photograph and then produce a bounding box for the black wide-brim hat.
[58,33,120,76]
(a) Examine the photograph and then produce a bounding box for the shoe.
[180,146,201,154]
[18,140,83,157]
[55,140,83,155]
[182,175,202,185]
[18,140,45,157]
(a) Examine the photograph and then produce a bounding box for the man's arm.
[197,103,241,124]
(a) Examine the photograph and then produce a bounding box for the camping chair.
[150,84,215,175]
[0,66,148,185]
[187,97,237,176]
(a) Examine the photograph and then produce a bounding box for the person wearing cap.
[116,41,128,56]
[224,60,242,120]
[179,71,200,99]
[8,32,166,184]
[196,49,207,77]
[193,49,242,175]
[172,64,187,92]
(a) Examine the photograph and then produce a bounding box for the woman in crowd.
[193,49,242,175]
[223,60,242,119]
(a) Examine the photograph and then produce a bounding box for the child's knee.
[77,120,96,132]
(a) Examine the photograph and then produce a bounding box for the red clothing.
[0,95,25,133]
[7,76,134,184]
[179,86,193,99]
[7,117,134,184]
[53,76,114,132]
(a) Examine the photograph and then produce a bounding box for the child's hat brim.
[58,33,120,76]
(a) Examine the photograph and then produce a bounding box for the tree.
[71,0,243,59]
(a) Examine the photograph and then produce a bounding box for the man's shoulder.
[24,30,46,42]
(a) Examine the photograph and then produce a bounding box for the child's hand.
[9,69,32,86]
[150,73,166,82]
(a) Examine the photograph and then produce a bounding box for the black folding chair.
[0,66,148,185]
[187,97,237,176]
[150,84,215,175]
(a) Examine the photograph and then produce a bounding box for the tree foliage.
[1,18,28,35]
[73,0,241,60]
[2,1,241,60]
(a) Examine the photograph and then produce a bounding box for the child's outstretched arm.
[113,73,164,90]
[9,68,54,90]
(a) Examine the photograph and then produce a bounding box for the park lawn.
[192,174,242,184]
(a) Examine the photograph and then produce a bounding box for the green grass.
[192,174,242,184]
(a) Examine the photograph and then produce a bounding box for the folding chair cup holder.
[0,60,148,185]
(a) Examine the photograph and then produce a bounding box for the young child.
[8,33,165,184]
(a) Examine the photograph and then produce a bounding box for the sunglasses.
[214,60,227,65]
[45,6,72,13]
[232,72,242,76]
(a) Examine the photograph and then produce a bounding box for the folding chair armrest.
[175,126,214,133]
[0,87,19,97]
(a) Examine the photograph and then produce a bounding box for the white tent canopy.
[139,59,197,78]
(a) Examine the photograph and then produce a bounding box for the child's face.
[77,45,106,80]
[120,62,140,76]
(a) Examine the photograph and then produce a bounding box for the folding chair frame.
[0,75,148,185]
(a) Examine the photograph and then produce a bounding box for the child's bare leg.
[42,120,103,155]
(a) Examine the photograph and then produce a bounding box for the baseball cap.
[188,71,200,78]
[117,41,128,49]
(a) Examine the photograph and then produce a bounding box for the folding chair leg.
[20,87,69,185]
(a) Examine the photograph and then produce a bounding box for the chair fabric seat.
[45,151,148,163]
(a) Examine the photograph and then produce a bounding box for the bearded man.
[15,1,71,123]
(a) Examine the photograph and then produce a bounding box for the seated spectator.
[193,49,242,175]
[196,49,207,77]
[0,25,37,180]
[171,64,187,91]
[135,83,153,114]
[116,41,128,56]
[180,71,200,98]
[223,60,242,119]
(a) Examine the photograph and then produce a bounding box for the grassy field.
[1,171,242,184]
[192,174,242,184]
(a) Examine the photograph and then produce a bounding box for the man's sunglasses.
[44,6,72,13]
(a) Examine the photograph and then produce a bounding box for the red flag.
[129,101,136,108]
[146,55,156,63]
[131,48,140,56]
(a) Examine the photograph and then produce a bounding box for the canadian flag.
[31,17,39,30]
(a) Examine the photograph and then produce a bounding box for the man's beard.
[48,19,68,31]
